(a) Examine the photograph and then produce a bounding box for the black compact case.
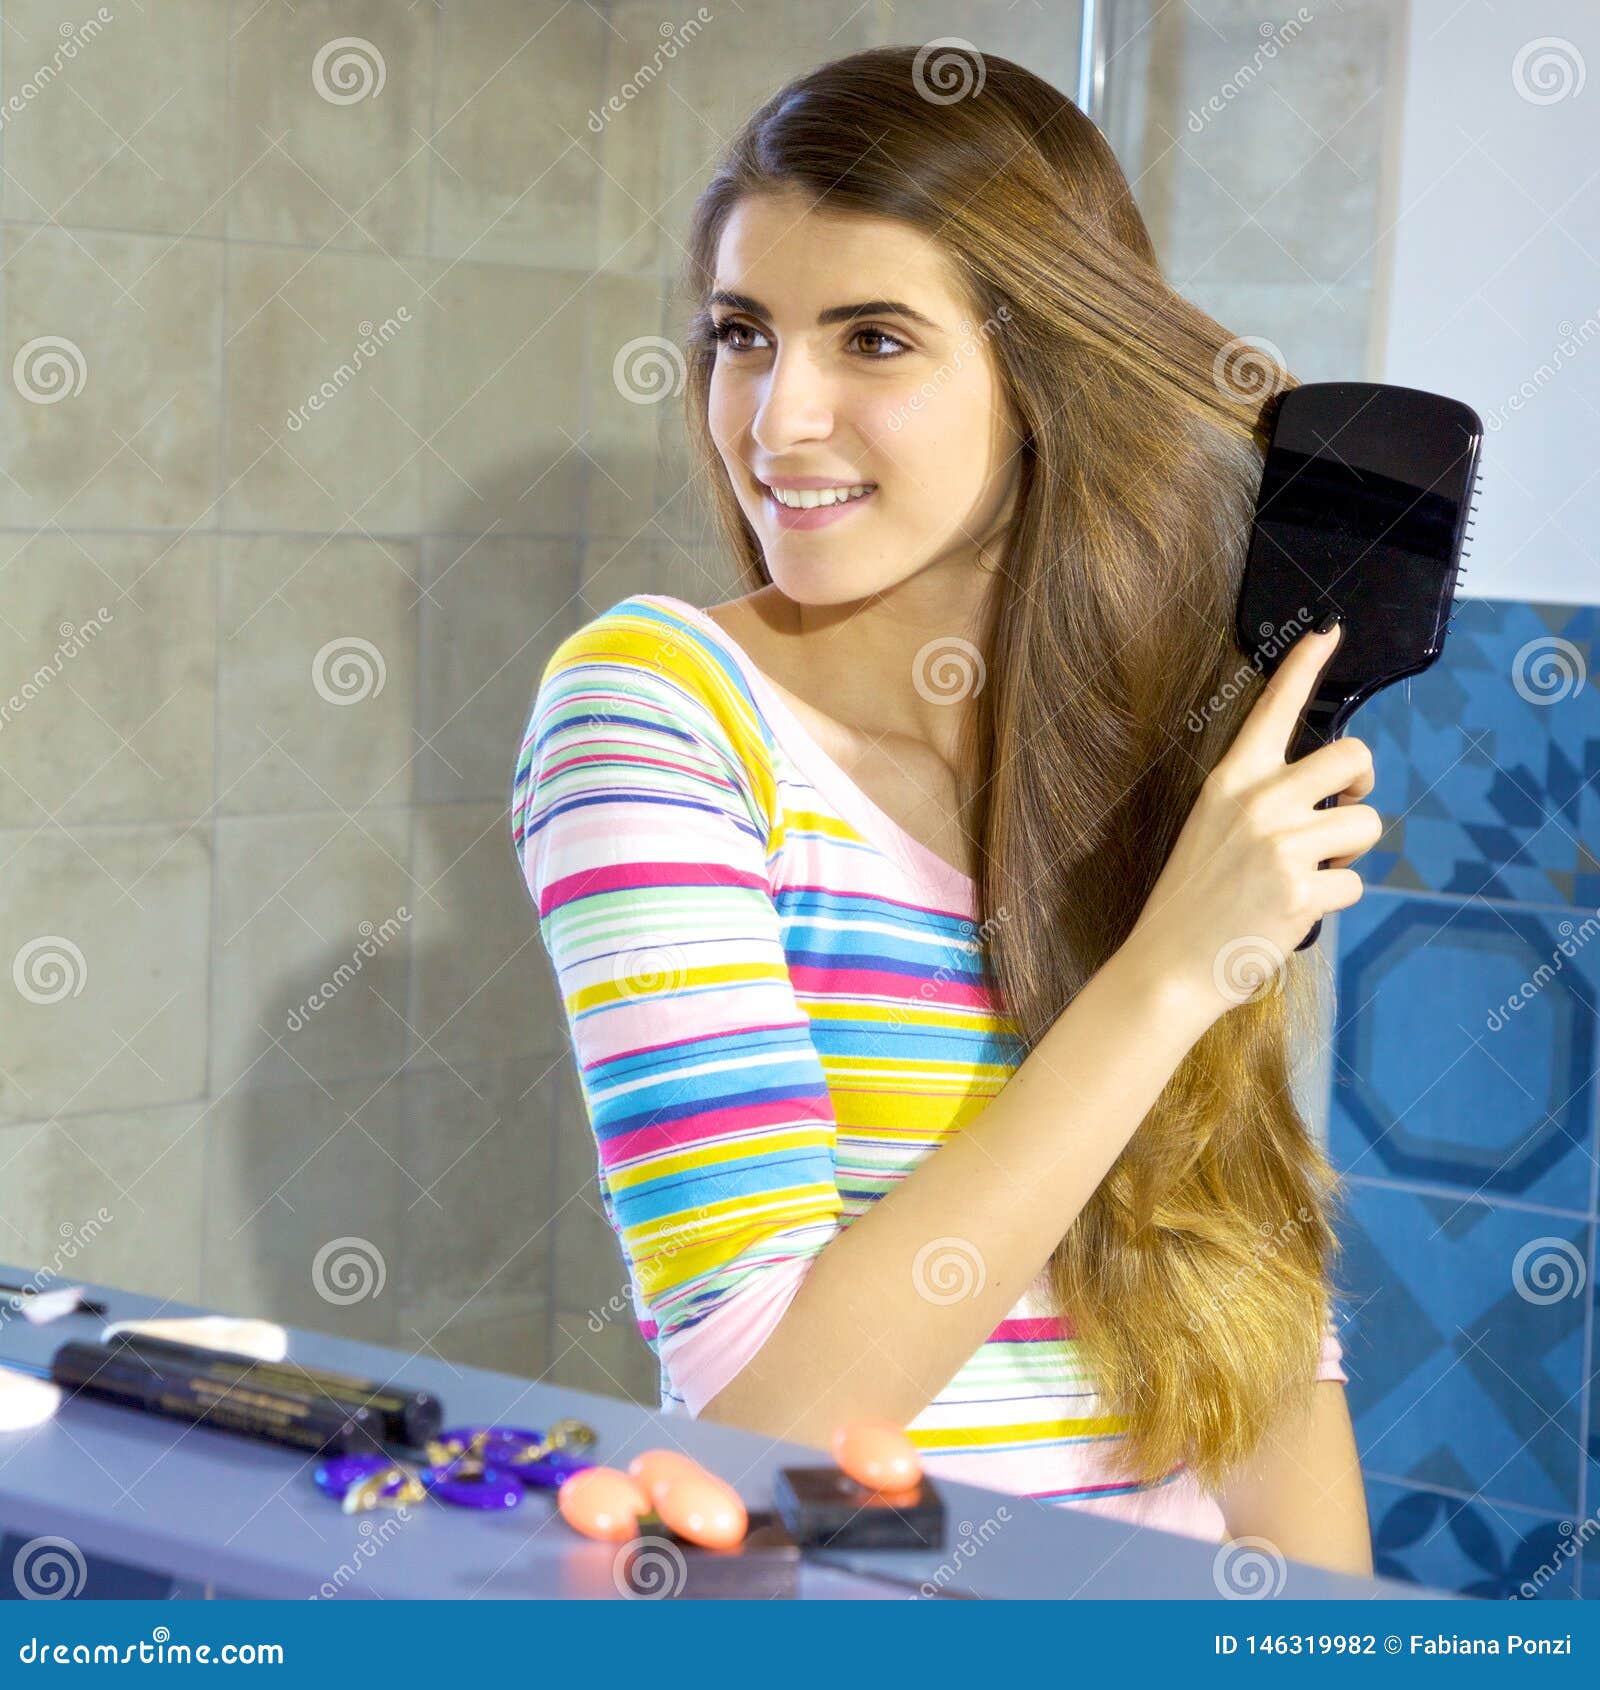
[1235,380,1483,949]
[772,1465,945,1550]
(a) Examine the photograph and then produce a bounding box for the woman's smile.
[758,474,879,530]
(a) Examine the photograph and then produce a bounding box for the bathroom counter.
[0,1268,1445,1601]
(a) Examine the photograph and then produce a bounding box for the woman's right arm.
[701,617,1382,1448]
[698,922,1212,1445]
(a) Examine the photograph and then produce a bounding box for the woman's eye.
[851,328,910,358]
[710,319,910,359]
[711,318,766,352]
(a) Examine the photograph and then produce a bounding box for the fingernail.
[1314,609,1342,636]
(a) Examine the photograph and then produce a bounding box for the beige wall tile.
[0,0,230,236]
[0,1100,208,1305]
[201,1074,407,1347]
[549,1307,658,1406]
[429,0,608,268]
[0,821,210,1125]
[223,246,427,532]
[419,260,586,535]
[582,270,682,537]
[0,530,215,829]
[216,534,419,814]
[392,1054,560,1362]
[874,1,1086,89]
[594,7,682,277]
[0,227,223,528]
[652,0,876,229]
[580,530,741,614]
[427,1297,549,1380]
[418,534,582,803]
[649,371,723,553]
[226,0,432,253]
[591,1,721,278]
[1120,1,1390,290]
[410,798,566,1074]
[0,1122,50,1274]
[209,808,413,1095]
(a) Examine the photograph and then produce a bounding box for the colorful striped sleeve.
[511,607,845,1396]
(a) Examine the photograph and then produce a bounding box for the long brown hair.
[675,43,1348,1491]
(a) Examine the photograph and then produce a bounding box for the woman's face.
[706,187,1023,608]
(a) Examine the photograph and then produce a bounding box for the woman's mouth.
[759,479,877,530]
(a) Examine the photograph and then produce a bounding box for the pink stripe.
[541,747,739,792]
[540,859,768,917]
[584,1020,811,1071]
[603,1094,834,1166]
[788,964,994,1007]
[578,1010,815,1070]
[990,1315,1077,1343]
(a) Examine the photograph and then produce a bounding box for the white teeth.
[767,483,874,509]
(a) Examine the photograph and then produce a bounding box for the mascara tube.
[51,1340,386,1456]
[103,1330,442,1449]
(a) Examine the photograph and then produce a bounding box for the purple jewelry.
[315,1453,426,1513]
[432,1419,598,1491]
[512,1447,596,1490]
[419,1460,525,1510]
[315,1448,523,1511]
[314,1418,600,1514]
[436,1424,544,1464]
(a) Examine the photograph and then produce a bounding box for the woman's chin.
[764,565,883,608]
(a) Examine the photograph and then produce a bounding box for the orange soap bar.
[650,1469,749,1550]
[557,1466,649,1542]
[627,1447,703,1498]
[832,1419,922,1491]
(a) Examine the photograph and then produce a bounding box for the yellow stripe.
[780,809,873,853]
[569,958,789,1014]
[803,1002,1011,1035]
[627,1200,837,1294]
[908,1415,1128,1450]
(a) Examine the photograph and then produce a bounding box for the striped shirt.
[512,591,1347,1543]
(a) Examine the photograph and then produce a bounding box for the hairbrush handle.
[1287,697,1346,952]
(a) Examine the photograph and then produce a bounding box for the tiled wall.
[1329,601,1599,1600]
[0,0,623,1388]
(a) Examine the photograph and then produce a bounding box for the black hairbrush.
[1234,380,1483,951]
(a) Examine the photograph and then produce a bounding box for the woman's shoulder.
[533,592,776,799]
[541,595,742,707]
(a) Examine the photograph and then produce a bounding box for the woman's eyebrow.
[708,289,940,330]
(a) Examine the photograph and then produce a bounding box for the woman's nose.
[750,348,835,450]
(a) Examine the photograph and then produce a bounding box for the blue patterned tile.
[1350,599,1599,907]
[1336,1184,1587,1515]
[1588,1221,1600,1595]
[1364,1478,1581,1599]
[1331,890,1600,1214]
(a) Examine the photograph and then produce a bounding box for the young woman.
[512,45,1380,1578]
